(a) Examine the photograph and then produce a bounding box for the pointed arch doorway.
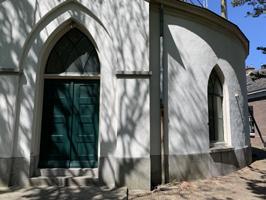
[39,28,100,168]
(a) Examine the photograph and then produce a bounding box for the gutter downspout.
[159,2,166,184]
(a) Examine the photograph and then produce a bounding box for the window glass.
[214,79,222,96]
[208,70,224,143]
[46,28,100,74]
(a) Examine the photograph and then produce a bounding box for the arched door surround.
[39,28,100,168]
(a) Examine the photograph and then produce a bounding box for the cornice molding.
[150,0,249,55]
[0,68,21,75]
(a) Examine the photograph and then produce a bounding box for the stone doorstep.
[0,187,11,192]
[29,176,100,187]
[28,178,128,200]
[30,168,99,187]
[39,168,98,178]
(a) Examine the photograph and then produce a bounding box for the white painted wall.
[164,10,249,156]
[0,0,150,187]
[0,0,250,188]
[116,78,150,158]
[0,75,19,157]
[0,0,149,71]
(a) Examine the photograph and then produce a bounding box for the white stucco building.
[0,0,251,189]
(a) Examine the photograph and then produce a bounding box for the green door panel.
[39,80,99,168]
[39,80,73,168]
[70,81,99,168]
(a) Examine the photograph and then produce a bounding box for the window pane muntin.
[46,28,100,74]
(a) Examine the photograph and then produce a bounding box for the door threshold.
[29,176,100,187]
[38,168,98,178]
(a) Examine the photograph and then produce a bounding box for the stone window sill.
[209,142,234,153]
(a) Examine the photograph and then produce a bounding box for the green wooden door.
[70,81,99,167]
[39,80,99,168]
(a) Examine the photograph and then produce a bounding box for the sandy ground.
[129,148,266,200]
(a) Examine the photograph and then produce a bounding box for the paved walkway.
[0,186,127,200]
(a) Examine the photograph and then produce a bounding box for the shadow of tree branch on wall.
[0,0,39,187]
[0,0,149,196]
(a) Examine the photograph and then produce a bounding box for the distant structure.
[246,65,266,147]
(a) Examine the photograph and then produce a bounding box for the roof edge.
[150,0,249,56]
[248,88,266,95]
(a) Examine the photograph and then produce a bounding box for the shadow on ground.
[128,147,266,200]
[0,186,127,200]
[252,147,266,161]
[240,147,266,200]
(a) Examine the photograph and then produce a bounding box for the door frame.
[39,78,100,168]
[32,21,102,175]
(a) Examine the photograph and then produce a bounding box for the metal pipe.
[159,2,165,184]
[221,0,228,19]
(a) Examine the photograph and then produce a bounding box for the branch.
[257,46,266,54]
[231,0,250,7]
[231,0,266,17]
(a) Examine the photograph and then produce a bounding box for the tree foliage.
[231,0,266,17]
[231,1,266,63]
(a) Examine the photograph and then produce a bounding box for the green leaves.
[231,0,266,17]
[231,0,248,7]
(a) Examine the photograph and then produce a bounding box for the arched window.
[208,69,224,145]
[46,28,100,74]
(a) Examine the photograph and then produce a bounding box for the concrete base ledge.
[168,146,252,182]
[1,148,251,189]
[0,157,30,187]
[99,156,151,190]
[0,158,12,187]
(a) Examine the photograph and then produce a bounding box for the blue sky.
[207,1,266,69]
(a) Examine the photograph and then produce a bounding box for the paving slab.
[0,186,127,200]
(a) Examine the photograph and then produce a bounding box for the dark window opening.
[46,28,100,74]
[208,70,224,144]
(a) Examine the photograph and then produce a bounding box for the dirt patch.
[129,159,266,200]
